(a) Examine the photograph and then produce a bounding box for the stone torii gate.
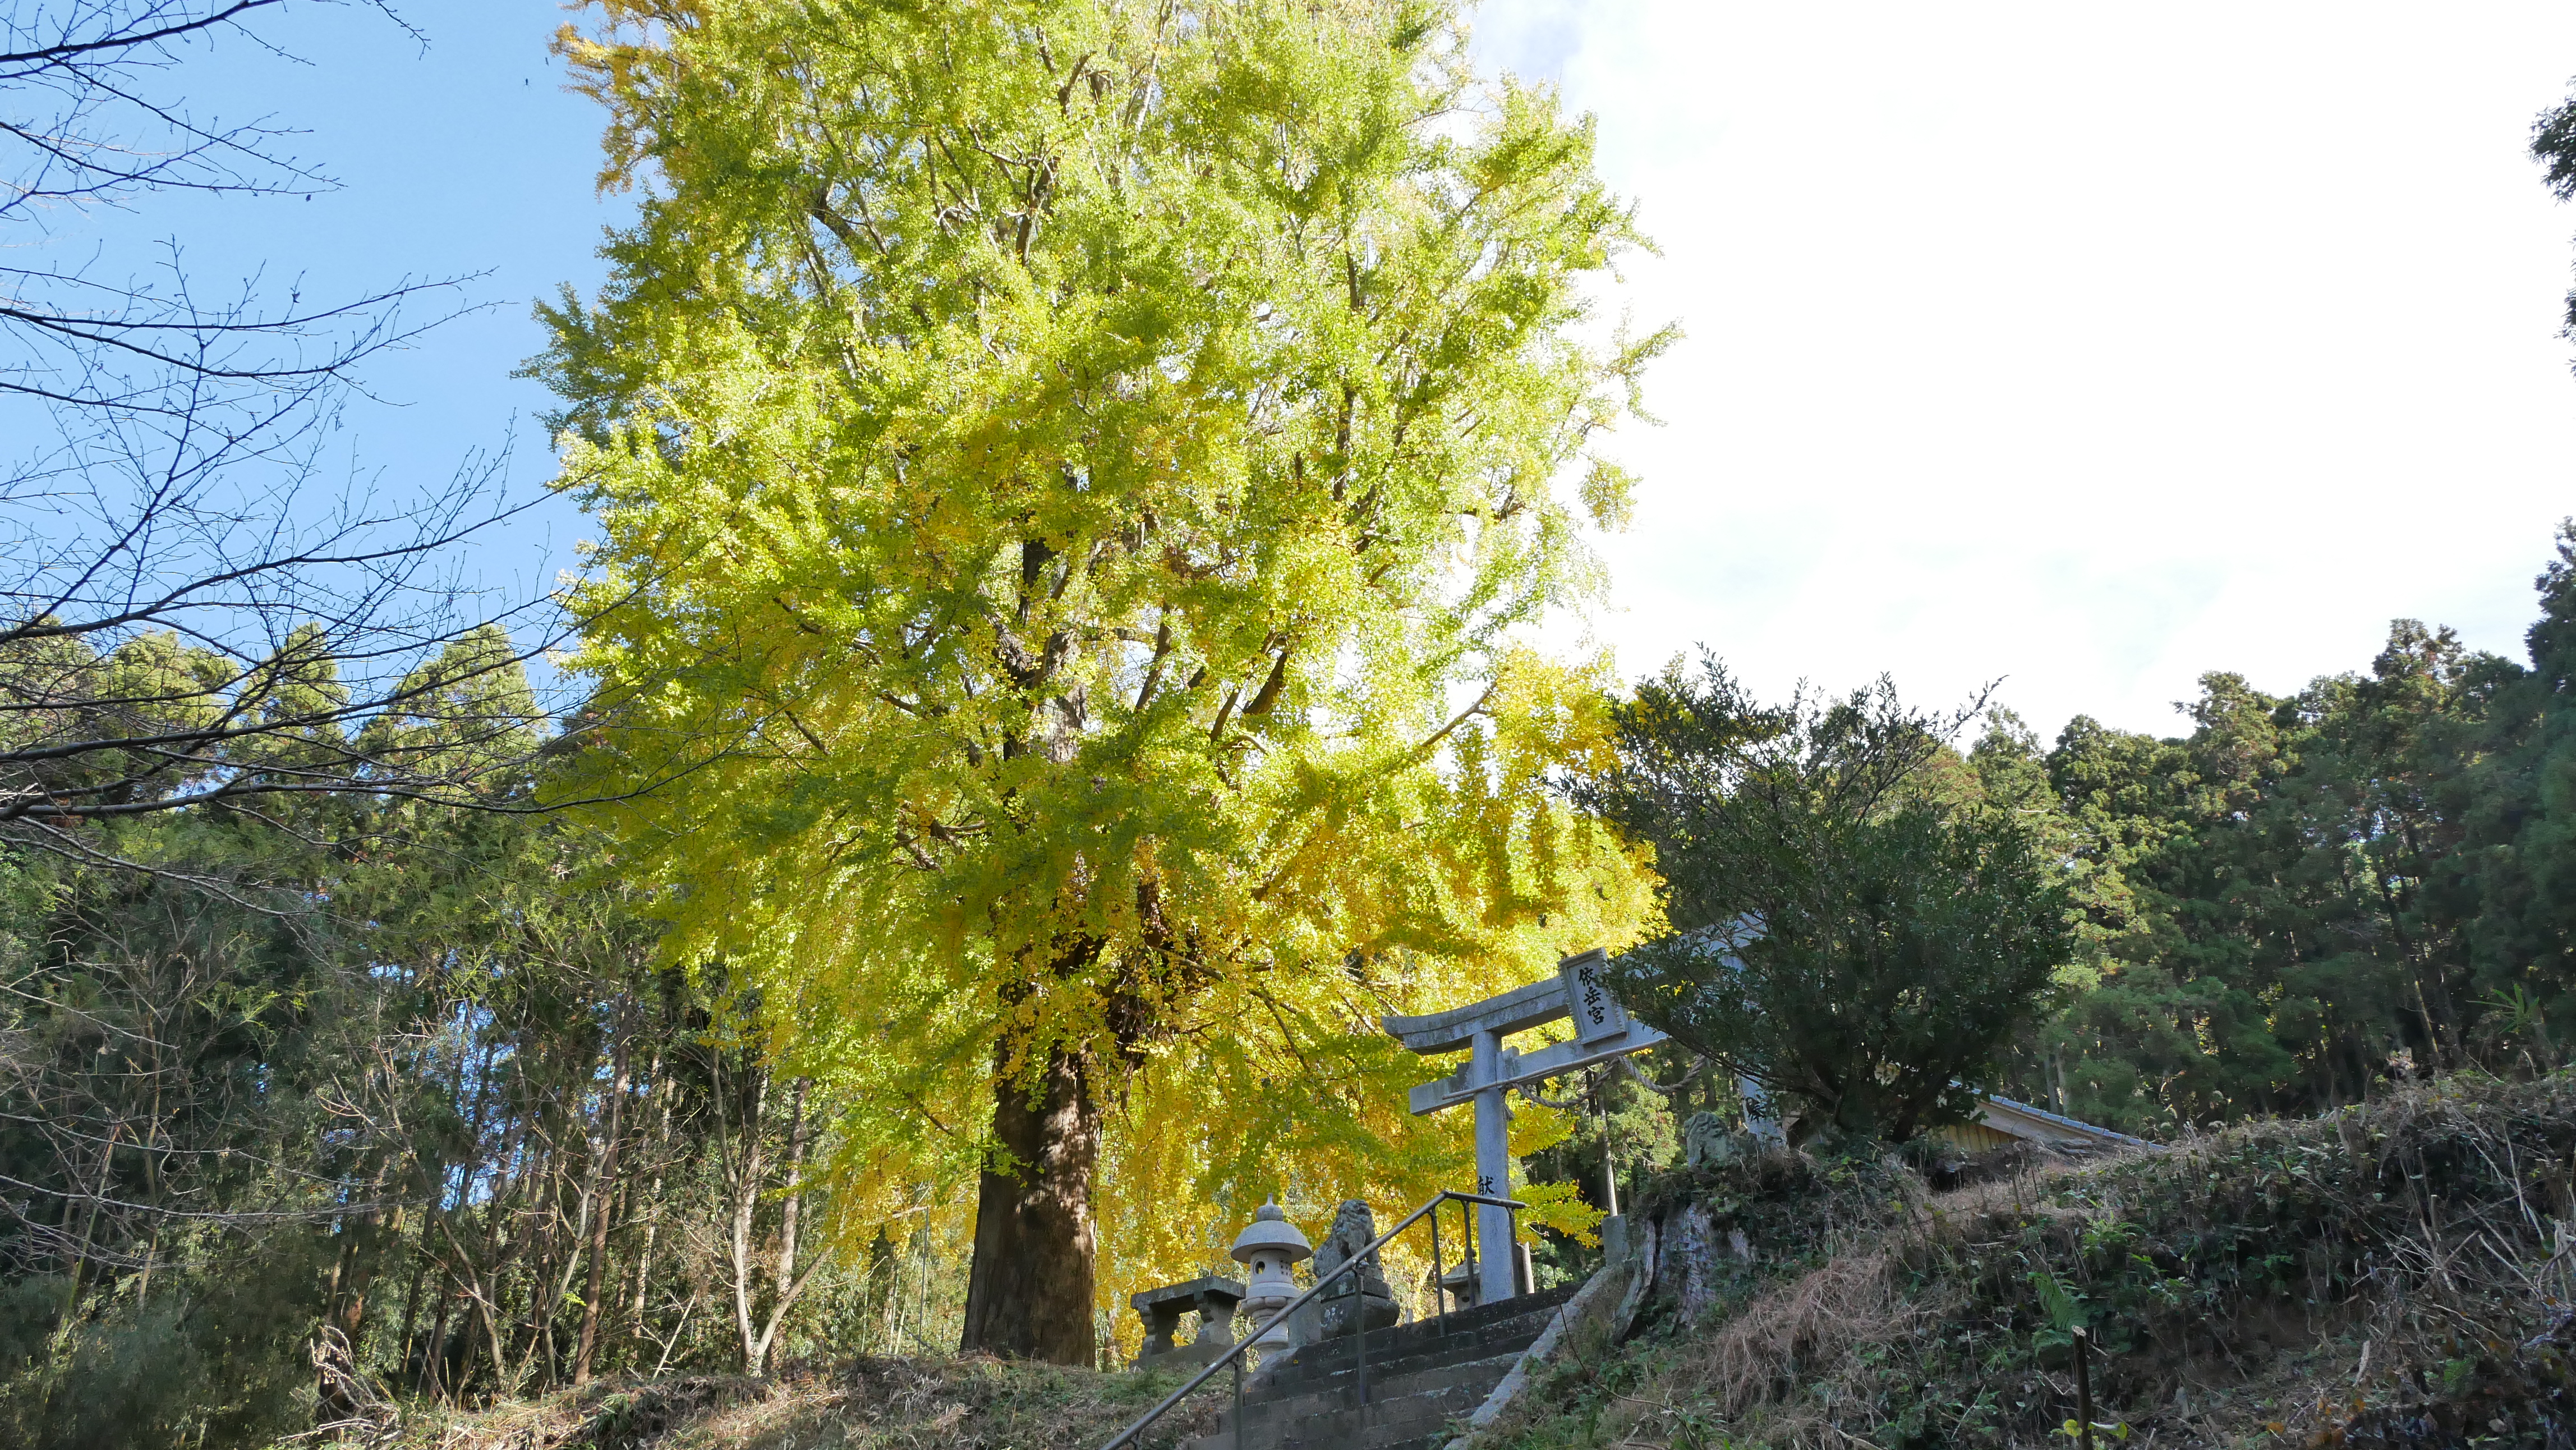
[1380,948,1666,1306]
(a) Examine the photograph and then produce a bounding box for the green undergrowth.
[1484,1072,2576,1449]
[325,1353,1218,1450]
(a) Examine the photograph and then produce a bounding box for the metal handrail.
[1097,1189,1528,1450]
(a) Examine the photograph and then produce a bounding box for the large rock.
[1683,1110,1755,1169]
[1310,1199,1402,1338]
[1658,1198,1757,1321]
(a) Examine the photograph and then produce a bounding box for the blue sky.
[68,0,633,612]
[81,0,2576,738]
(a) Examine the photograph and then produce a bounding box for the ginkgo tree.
[542,0,1668,1362]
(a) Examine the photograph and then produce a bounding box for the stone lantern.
[1229,1199,1312,1351]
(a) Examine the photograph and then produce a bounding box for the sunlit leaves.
[544,0,1665,1336]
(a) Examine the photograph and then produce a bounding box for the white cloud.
[1476,1,2576,737]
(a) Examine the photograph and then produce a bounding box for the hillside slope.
[320,1074,2576,1450]
[1478,1073,2576,1449]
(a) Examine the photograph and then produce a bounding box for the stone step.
[1180,1348,1525,1449]
[1173,1283,1580,1450]
[1252,1283,1579,1393]
[1181,1372,1502,1450]
[1245,1393,1466,1449]
[1226,1350,1518,1429]
[1255,1323,1545,1398]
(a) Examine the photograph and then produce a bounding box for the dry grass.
[1482,1071,2576,1450]
[1494,1228,1919,1447]
[335,1353,1220,1450]
[1687,1250,1905,1419]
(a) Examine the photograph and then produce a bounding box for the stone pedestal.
[1312,1199,1401,1338]
[1319,1283,1401,1338]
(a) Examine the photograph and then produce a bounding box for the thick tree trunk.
[959,1044,1102,1364]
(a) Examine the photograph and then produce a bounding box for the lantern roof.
[1229,1199,1313,1264]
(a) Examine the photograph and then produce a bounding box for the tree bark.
[316,1193,387,1424]
[628,1047,673,1334]
[724,1059,770,1372]
[747,1077,816,1373]
[959,1043,1102,1364]
[573,1006,633,1387]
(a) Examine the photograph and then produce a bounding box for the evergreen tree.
[1576,659,2074,1142]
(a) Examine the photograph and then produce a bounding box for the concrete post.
[1470,1027,1515,1303]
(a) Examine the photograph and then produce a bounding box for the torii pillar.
[1382,949,1667,1305]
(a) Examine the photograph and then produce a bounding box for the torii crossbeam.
[1380,948,1666,1304]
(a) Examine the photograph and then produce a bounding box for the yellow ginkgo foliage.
[542,0,1668,1363]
